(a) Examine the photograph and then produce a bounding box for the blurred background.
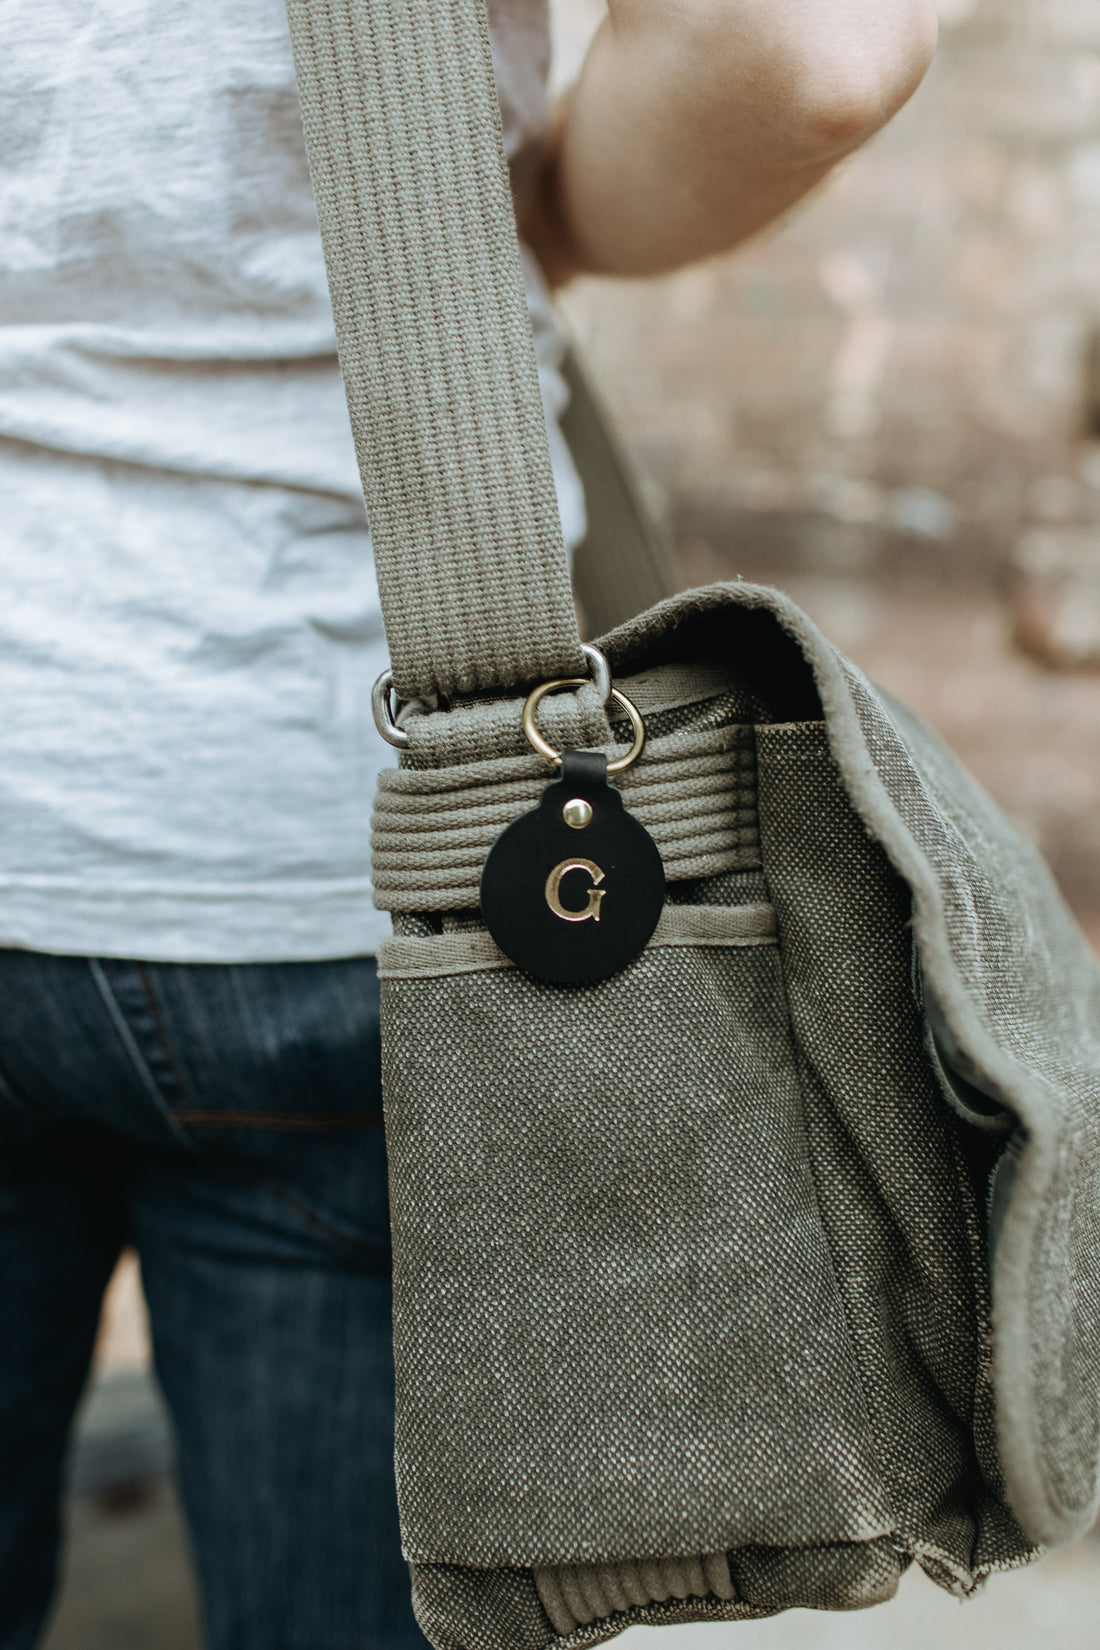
[556,0,1100,952]
[47,0,1100,1644]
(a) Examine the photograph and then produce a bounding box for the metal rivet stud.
[562,798,593,830]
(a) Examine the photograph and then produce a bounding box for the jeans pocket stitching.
[88,959,197,1151]
[136,963,204,1111]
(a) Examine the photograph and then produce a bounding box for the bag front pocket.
[380,919,893,1571]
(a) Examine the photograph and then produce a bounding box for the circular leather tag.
[479,751,666,984]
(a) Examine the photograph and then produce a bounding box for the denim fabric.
[0,950,426,1650]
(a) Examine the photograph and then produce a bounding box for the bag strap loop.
[284,0,585,701]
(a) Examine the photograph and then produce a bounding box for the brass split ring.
[521,679,646,777]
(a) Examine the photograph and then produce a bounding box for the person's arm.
[523,0,937,284]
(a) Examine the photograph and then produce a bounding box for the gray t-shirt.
[0,0,581,961]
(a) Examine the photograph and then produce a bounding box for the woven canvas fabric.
[372,703,760,911]
[281,0,1100,1638]
[370,580,1100,1649]
[534,1553,737,1634]
[598,582,1100,1553]
[283,0,582,699]
[379,902,776,982]
[752,720,1014,1574]
[384,931,894,1567]
[406,1535,906,1650]
[843,673,1100,1544]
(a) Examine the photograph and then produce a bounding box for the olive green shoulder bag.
[284,1,1100,1644]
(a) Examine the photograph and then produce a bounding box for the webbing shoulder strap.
[284,0,584,700]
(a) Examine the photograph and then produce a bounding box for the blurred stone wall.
[554,0,1100,601]
[551,0,1100,945]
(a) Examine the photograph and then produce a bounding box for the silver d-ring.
[580,643,612,707]
[522,682,646,777]
[373,646,610,754]
[371,669,410,749]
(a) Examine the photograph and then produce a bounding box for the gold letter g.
[544,859,607,924]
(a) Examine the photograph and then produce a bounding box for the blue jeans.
[0,950,426,1650]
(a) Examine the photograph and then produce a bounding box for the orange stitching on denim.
[173,1109,385,1131]
[138,964,201,1108]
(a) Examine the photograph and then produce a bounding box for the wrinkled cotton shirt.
[0,0,581,961]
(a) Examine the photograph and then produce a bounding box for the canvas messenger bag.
[284,1,1100,1644]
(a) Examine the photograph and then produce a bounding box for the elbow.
[784,2,940,161]
[633,0,939,164]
